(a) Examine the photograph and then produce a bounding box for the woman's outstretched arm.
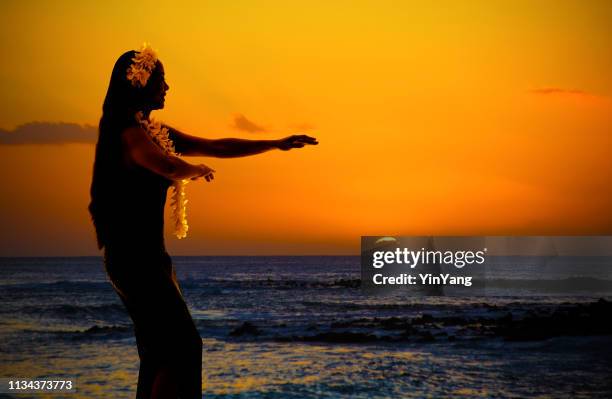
[165,125,318,158]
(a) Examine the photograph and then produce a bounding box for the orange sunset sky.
[0,0,611,256]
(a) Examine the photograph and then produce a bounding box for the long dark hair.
[89,50,160,250]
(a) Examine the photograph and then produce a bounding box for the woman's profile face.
[144,61,170,110]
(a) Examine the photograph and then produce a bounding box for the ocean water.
[0,256,611,398]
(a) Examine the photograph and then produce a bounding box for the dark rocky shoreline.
[229,298,612,344]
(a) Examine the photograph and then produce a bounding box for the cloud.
[231,114,266,133]
[529,88,590,97]
[0,122,97,145]
[531,87,587,95]
[291,122,316,131]
[528,88,612,108]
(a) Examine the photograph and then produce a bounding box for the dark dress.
[89,126,202,399]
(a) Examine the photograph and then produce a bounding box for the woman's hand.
[276,135,318,151]
[191,164,215,182]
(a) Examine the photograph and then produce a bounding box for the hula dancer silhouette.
[89,44,317,398]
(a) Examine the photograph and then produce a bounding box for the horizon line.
[0,254,360,258]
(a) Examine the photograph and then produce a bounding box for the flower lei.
[135,112,190,239]
[128,44,189,239]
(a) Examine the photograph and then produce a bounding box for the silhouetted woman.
[89,46,317,399]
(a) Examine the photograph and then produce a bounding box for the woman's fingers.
[196,163,216,181]
[300,135,317,142]
[194,164,215,182]
[294,135,318,145]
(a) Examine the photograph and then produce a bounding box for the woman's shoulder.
[120,124,148,143]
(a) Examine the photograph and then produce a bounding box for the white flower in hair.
[135,111,190,239]
[126,43,158,87]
